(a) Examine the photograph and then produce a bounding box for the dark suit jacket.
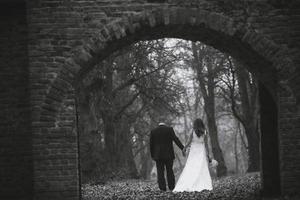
[150,125,184,160]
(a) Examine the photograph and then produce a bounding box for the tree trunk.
[234,128,239,174]
[244,125,260,172]
[235,63,260,172]
[237,121,248,173]
[205,105,227,177]
[119,120,139,178]
[140,147,153,179]
[103,114,118,169]
[101,64,118,170]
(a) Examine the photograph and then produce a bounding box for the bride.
[173,118,213,192]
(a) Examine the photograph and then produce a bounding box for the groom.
[150,122,185,191]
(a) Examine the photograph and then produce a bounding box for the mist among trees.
[77,39,260,184]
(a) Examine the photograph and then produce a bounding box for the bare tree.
[79,39,186,180]
[218,56,260,172]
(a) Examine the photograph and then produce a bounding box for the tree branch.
[114,92,140,120]
[111,59,176,97]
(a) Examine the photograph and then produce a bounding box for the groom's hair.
[193,118,205,138]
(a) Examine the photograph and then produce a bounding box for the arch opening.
[74,24,278,100]
[74,37,281,198]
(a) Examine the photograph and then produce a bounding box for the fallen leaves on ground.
[81,173,289,200]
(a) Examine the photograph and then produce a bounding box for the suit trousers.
[155,159,175,191]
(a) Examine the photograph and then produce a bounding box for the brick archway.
[41,7,298,119]
[35,7,298,199]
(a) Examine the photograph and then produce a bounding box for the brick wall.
[32,88,79,199]
[278,80,300,195]
[27,0,300,198]
[0,0,298,199]
[0,2,33,199]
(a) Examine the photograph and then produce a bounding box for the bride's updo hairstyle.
[193,118,205,138]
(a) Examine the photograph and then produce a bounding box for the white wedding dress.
[173,132,212,192]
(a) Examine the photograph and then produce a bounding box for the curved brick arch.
[36,7,299,199]
[79,10,295,90]
[40,8,297,120]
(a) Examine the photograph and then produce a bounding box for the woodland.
[77,38,261,190]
